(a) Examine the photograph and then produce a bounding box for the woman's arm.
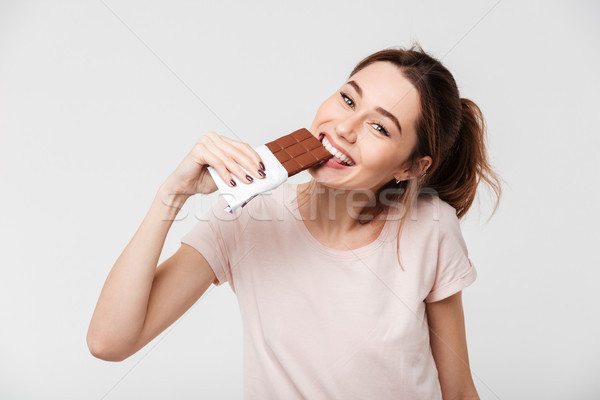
[86,132,266,361]
[86,186,190,360]
[426,291,480,400]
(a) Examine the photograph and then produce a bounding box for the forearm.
[86,185,189,358]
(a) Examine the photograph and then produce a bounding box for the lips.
[319,133,356,164]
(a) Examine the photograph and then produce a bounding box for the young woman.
[87,44,502,399]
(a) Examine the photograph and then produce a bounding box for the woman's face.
[308,61,428,192]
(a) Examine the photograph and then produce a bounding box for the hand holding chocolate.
[207,128,333,213]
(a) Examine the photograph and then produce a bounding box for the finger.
[218,135,267,175]
[202,141,259,185]
[192,143,236,187]
[207,135,266,180]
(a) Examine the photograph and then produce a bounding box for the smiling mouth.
[319,134,355,166]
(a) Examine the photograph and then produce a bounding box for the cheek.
[361,144,401,169]
[315,97,339,118]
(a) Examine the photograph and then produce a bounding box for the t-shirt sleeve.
[180,194,244,287]
[424,201,477,303]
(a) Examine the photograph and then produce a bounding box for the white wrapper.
[207,144,289,213]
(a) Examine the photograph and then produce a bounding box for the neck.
[297,181,385,236]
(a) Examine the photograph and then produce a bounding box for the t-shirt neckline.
[284,182,396,260]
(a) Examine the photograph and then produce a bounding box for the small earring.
[395,178,401,184]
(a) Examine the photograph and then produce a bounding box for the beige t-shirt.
[181,182,477,399]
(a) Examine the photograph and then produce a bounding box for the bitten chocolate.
[265,128,332,177]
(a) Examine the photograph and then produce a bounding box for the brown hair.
[299,43,503,270]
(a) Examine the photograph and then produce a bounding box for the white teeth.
[322,137,354,165]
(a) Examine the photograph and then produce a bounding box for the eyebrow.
[346,80,403,135]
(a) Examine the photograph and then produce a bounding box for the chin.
[309,177,358,192]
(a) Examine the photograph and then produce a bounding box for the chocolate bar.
[265,128,332,177]
[207,128,332,213]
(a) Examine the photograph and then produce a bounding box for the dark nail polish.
[258,170,266,177]
[230,179,236,186]
[259,162,265,171]
[246,175,253,182]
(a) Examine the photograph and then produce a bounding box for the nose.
[334,113,361,143]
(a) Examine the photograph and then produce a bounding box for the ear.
[393,156,432,182]
[416,156,432,177]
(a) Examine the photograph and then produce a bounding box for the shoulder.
[427,197,467,250]
[437,197,459,224]
[412,194,457,224]
[408,195,462,244]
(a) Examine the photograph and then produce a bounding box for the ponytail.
[426,98,502,220]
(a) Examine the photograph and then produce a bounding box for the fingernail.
[259,162,265,171]
[258,170,266,177]
[230,179,236,186]
[246,175,253,182]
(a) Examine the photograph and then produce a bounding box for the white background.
[1,0,599,399]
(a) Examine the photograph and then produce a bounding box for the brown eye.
[371,122,390,137]
[340,92,354,109]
